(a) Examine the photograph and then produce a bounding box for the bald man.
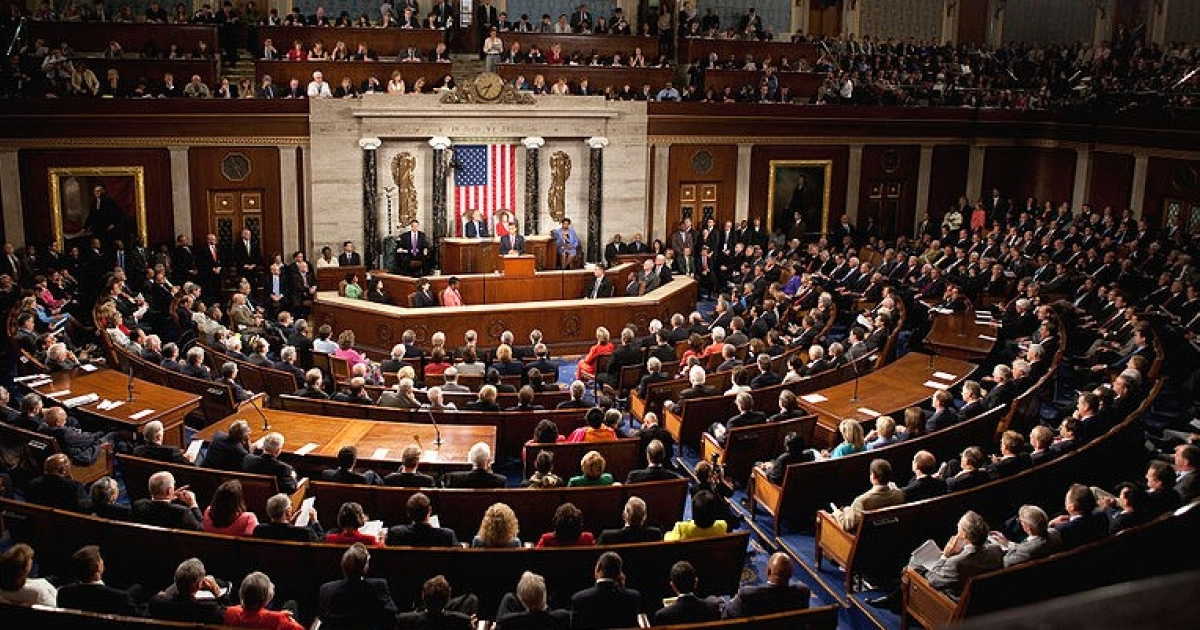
[722,552,810,618]
[27,453,89,512]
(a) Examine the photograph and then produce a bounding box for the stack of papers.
[856,407,881,418]
[130,409,155,420]
[922,380,950,390]
[295,442,320,456]
[801,393,829,404]
[63,393,101,408]
[96,400,125,411]
[932,371,956,381]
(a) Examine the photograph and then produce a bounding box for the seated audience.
[665,489,728,540]
[652,561,722,625]
[598,496,663,544]
[396,575,474,630]
[569,552,640,630]
[568,450,614,487]
[133,419,194,464]
[132,471,203,530]
[626,439,681,483]
[148,558,226,624]
[832,459,905,531]
[321,445,382,485]
[202,479,259,536]
[523,450,563,488]
[26,453,89,512]
[495,571,570,630]
[536,502,595,547]
[444,442,506,488]
[472,502,522,548]
[56,545,144,616]
[0,543,56,606]
[253,493,324,542]
[723,552,810,618]
[318,543,398,630]
[324,501,383,547]
[223,571,303,630]
[384,444,438,487]
[386,492,459,547]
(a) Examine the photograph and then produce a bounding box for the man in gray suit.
[992,505,1059,567]
[919,511,1004,597]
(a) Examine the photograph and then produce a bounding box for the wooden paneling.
[0,100,309,139]
[1088,151,1135,211]
[187,146,283,261]
[495,64,673,94]
[859,144,920,239]
[26,21,217,54]
[927,145,970,223]
[18,148,174,249]
[257,25,443,58]
[958,0,991,46]
[667,144,739,237]
[69,58,220,88]
[499,33,660,61]
[1142,157,1200,228]
[255,60,452,90]
[680,38,819,65]
[749,145,850,233]
[700,69,825,101]
[982,146,1077,208]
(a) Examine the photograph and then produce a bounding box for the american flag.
[453,144,516,236]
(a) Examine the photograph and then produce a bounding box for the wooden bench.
[522,438,641,482]
[630,366,733,423]
[255,60,451,90]
[701,69,825,101]
[812,380,1161,592]
[495,64,674,94]
[115,453,302,520]
[71,57,220,87]
[901,504,1199,629]
[27,22,218,54]
[0,421,112,485]
[700,415,818,485]
[256,25,443,58]
[0,497,749,617]
[196,342,300,405]
[679,38,819,66]
[500,33,660,62]
[310,351,350,382]
[308,477,689,543]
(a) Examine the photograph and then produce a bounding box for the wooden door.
[808,0,842,39]
[208,189,265,254]
[957,0,989,47]
[675,182,724,235]
[864,180,903,240]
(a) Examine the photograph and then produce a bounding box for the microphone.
[426,406,443,448]
[240,393,271,431]
[126,364,135,402]
[849,355,861,403]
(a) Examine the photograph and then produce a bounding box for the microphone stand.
[126,364,135,402]
[849,356,861,403]
[240,394,271,431]
[426,407,443,448]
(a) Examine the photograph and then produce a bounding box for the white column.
[941,0,959,43]
[966,144,986,199]
[279,146,300,257]
[845,144,864,223]
[735,143,753,224]
[651,145,670,242]
[987,0,1005,48]
[1148,0,1168,46]
[167,146,192,240]
[1130,153,1149,218]
[1072,146,1092,211]
[842,0,861,37]
[1092,3,1113,48]
[0,148,24,243]
[299,145,313,255]
[915,145,935,234]
[792,2,810,36]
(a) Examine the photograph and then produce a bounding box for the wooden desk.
[32,369,201,447]
[500,33,660,62]
[27,22,218,54]
[373,263,632,306]
[71,58,220,87]
[499,254,536,277]
[441,238,496,275]
[257,25,444,58]
[195,408,495,470]
[701,68,826,100]
[680,38,819,65]
[797,353,976,447]
[255,60,450,89]
[495,64,673,94]
[924,310,999,361]
[614,252,656,267]
[311,273,697,352]
[315,264,366,292]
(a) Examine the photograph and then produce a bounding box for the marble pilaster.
[586,136,608,264]
[429,136,452,263]
[360,137,381,269]
[522,136,544,234]
[0,148,24,243]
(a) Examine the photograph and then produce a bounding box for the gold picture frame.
[766,160,833,238]
[48,166,147,250]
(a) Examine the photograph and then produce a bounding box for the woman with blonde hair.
[472,502,521,547]
[387,70,406,94]
[575,326,613,381]
[568,450,613,487]
[827,418,866,459]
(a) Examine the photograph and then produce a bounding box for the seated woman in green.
[567,450,614,487]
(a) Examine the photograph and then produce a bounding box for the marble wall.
[1003,0,1094,44]
[307,94,648,266]
[859,0,943,42]
[1165,0,1200,44]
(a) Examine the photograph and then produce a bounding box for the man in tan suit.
[833,458,905,531]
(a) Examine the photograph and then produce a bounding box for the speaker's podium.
[441,238,496,275]
[498,254,536,277]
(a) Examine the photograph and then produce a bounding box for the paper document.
[922,380,950,390]
[973,311,992,319]
[13,373,49,382]
[295,442,320,456]
[856,407,881,418]
[129,409,154,420]
[185,440,203,461]
[359,520,384,539]
[294,497,317,527]
[428,514,441,528]
[80,363,98,372]
[801,393,829,403]
[44,389,71,398]
[24,378,52,389]
[372,448,390,460]
[978,334,998,342]
[910,539,942,571]
[932,371,956,381]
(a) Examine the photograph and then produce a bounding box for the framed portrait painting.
[48,166,147,250]
[766,160,832,238]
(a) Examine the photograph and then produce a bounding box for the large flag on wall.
[453,143,516,236]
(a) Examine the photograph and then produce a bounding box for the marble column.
[278,146,300,257]
[586,136,608,264]
[360,138,381,269]
[522,137,544,234]
[1071,146,1092,212]
[915,145,935,236]
[167,146,192,240]
[1130,153,1149,218]
[735,144,753,224]
[429,137,452,264]
[845,143,864,224]
[0,148,25,243]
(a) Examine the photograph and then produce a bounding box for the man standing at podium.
[396,220,430,276]
[553,218,580,269]
[585,266,613,299]
[464,210,490,239]
[499,221,525,254]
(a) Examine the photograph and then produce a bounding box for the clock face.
[222,153,251,181]
[474,73,504,101]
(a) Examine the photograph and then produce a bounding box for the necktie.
[273,276,280,295]
[118,251,125,268]
[412,233,417,251]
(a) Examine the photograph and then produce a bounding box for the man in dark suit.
[499,228,525,255]
[56,545,145,616]
[603,235,626,267]
[202,419,251,471]
[41,407,111,467]
[723,552,810,618]
[443,442,506,488]
[901,451,947,503]
[338,241,362,267]
[195,233,225,300]
[496,571,571,630]
[387,493,459,547]
[148,558,226,624]
[636,358,671,400]
[925,390,960,432]
[653,561,721,625]
[749,353,782,389]
[583,266,613,299]
[988,431,1032,479]
[253,492,324,542]
[709,392,765,447]
[319,543,399,630]
[26,453,90,512]
[570,552,641,630]
[396,575,474,630]
[132,420,194,465]
[597,497,664,544]
[463,211,490,238]
[243,432,299,494]
[625,439,681,483]
[383,445,438,487]
[945,447,990,493]
[231,228,262,282]
[170,234,198,285]
[598,328,641,389]
[132,471,203,530]
[396,220,431,276]
[321,445,382,485]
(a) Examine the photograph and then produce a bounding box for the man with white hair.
[443,442,505,488]
[306,70,332,98]
[441,366,470,393]
[132,471,203,530]
[378,378,420,409]
[422,386,457,411]
[243,432,298,493]
[495,571,570,628]
[667,366,715,413]
[133,420,194,464]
